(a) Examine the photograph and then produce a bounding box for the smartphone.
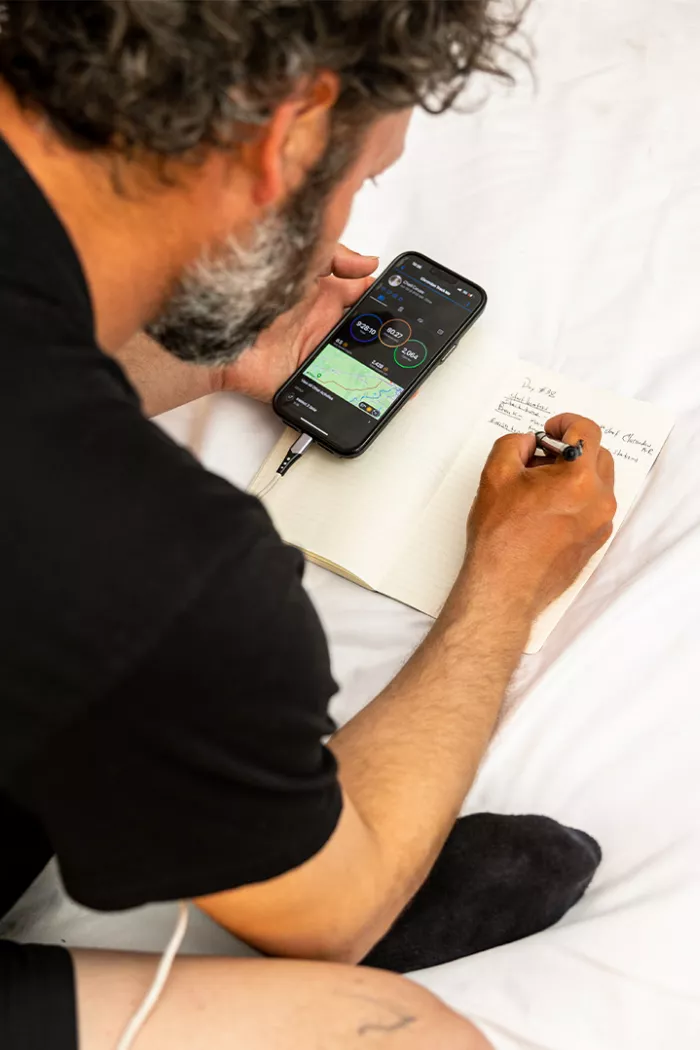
[273,251,486,457]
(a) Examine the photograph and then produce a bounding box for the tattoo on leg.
[340,993,417,1037]
[357,1015,417,1036]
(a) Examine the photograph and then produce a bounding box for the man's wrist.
[206,363,226,398]
[112,331,226,417]
[441,554,537,648]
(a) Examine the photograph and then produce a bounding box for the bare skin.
[0,70,616,1048]
[73,951,493,1049]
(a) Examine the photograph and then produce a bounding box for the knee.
[351,966,492,1049]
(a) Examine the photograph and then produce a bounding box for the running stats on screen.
[279,254,482,450]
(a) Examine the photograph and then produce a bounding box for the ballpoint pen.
[535,431,584,461]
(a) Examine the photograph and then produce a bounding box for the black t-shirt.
[0,137,342,916]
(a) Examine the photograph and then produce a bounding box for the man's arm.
[198,567,531,964]
[197,415,616,963]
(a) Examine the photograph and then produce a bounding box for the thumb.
[334,273,376,307]
[483,432,536,482]
[331,243,379,279]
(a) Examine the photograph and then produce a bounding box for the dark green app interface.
[278,254,483,450]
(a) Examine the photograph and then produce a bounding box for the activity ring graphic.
[394,339,428,368]
[378,318,412,348]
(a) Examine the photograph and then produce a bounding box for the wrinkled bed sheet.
[6,2,700,1047]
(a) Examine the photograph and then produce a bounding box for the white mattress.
[6,1,700,1046]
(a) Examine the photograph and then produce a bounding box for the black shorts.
[0,940,77,1050]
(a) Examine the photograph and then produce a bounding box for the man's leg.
[72,950,492,1049]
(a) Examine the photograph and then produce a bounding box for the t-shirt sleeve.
[20,534,343,911]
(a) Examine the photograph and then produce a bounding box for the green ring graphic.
[394,339,428,368]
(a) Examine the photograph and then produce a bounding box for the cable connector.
[255,432,314,500]
[277,432,314,476]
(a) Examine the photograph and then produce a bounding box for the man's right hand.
[466,413,617,618]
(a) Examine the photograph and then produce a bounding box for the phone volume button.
[440,343,457,363]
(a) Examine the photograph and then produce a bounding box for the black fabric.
[0,796,52,921]
[0,941,78,1050]
[0,132,342,917]
[14,542,342,910]
[363,813,602,973]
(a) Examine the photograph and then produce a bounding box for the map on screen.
[304,344,404,419]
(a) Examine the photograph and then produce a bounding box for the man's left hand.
[215,244,378,403]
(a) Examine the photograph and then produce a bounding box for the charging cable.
[115,900,189,1050]
[255,432,314,499]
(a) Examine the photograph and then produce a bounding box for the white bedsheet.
[6,1,700,1046]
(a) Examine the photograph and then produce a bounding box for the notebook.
[250,330,675,653]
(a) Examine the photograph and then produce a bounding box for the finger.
[339,275,374,307]
[330,244,379,280]
[544,413,603,457]
[597,446,615,486]
[324,273,375,308]
[527,451,556,468]
[483,432,537,483]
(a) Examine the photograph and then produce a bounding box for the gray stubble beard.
[146,127,358,367]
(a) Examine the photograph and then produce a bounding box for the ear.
[242,71,340,209]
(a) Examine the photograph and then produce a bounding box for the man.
[0,2,616,1048]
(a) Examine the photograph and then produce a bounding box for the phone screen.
[274,252,485,455]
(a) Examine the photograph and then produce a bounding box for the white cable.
[255,472,281,500]
[115,900,189,1050]
[253,433,314,500]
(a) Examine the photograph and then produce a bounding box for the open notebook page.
[251,328,500,584]
[379,359,675,653]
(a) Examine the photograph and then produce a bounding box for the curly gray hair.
[0,0,524,156]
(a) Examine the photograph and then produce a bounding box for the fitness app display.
[274,252,485,455]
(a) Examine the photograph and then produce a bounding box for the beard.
[146,132,355,367]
